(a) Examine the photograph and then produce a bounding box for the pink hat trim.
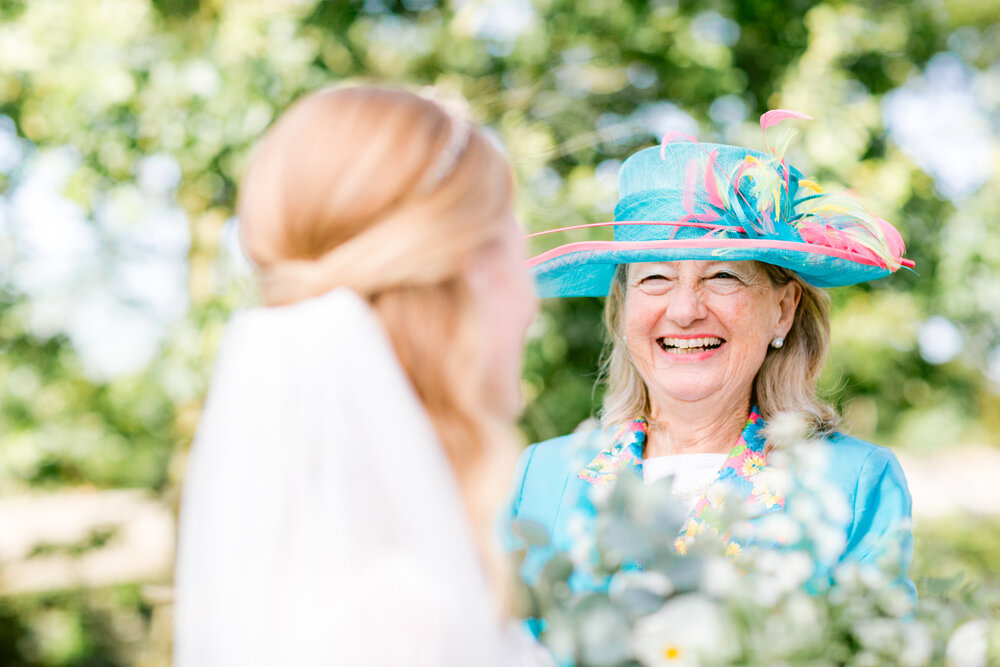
[527,238,916,270]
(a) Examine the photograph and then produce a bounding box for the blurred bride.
[173,86,541,665]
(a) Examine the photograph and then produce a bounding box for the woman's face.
[465,213,538,419]
[623,260,800,413]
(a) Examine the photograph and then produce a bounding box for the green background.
[0,0,998,663]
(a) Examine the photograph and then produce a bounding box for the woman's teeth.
[657,337,724,353]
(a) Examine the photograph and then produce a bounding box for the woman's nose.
[664,283,707,326]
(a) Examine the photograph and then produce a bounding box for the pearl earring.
[771,336,784,349]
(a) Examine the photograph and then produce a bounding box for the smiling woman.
[509,112,917,624]
[602,258,836,446]
[614,260,800,436]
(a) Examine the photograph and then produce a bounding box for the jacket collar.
[578,408,785,524]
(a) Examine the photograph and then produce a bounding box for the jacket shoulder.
[823,432,905,483]
[820,431,911,524]
[529,429,607,474]
[510,429,606,521]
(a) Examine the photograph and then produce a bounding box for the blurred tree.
[1,0,999,662]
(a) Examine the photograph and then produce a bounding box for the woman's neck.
[644,393,751,458]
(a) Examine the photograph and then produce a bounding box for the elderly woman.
[509,112,915,600]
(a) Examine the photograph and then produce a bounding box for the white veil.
[173,288,521,666]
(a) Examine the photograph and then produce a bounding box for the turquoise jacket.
[509,423,916,600]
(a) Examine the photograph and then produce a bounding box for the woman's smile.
[656,334,727,361]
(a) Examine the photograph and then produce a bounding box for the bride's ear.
[462,247,493,298]
[461,233,508,303]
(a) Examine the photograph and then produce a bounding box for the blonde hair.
[238,85,518,604]
[599,262,839,440]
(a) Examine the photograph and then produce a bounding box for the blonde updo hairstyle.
[600,262,839,443]
[238,86,517,601]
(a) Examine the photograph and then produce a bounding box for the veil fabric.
[174,288,525,666]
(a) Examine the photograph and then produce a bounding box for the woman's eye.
[635,274,671,294]
[711,272,740,281]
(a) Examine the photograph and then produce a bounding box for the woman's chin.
[659,389,723,404]
[647,374,730,405]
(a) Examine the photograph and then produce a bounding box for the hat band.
[525,220,748,239]
[526,237,917,270]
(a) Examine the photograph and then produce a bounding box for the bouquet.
[513,419,998,667]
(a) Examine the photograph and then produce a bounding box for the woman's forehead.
[627,259,761,274]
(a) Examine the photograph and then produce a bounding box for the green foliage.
[0,586,151,666]
[0,0,998,663]
[914,517,1000,592]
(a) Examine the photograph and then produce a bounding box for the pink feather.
[733,157,755,189]
[703,150,725,209]
[877,218,906,257]
[660,131,699,159]
[795,204,905,270]
[760,109,814,133]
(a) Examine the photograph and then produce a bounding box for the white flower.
[790,494,821,524]
[946,619,988,667]
[854,618,900,653]
[819,485,851,524]
[858,563,891,591]
[566,512,596,566]
[756,550,814,593]
[782,591,822,638]
[569,532,595,568]
[753,466,790,499]
[610,570,674,599]
[811,522,848,564]
[705,482,728,510]
[900,621,933,667]
[567,512,588,537]
[589,483,614,504]
[792,441,831,473]
[765,411,810,449]
[883,584,918,618]
[630,594,737,667]
[754,513,802,545]
[701,557,740,598]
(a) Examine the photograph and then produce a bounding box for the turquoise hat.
[529,112,912,298]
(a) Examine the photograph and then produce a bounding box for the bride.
[173,86,541,665]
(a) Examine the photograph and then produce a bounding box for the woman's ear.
[776,280,802,336]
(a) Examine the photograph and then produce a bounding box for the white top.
[643,453,729,514]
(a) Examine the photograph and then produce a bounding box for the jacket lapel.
[577,419,646,486]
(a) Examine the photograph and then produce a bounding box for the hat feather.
[702,149,727,210]
[650,110,907,272]
[793,192,905,270]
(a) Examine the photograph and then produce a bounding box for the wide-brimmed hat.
[528,111,913,298]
